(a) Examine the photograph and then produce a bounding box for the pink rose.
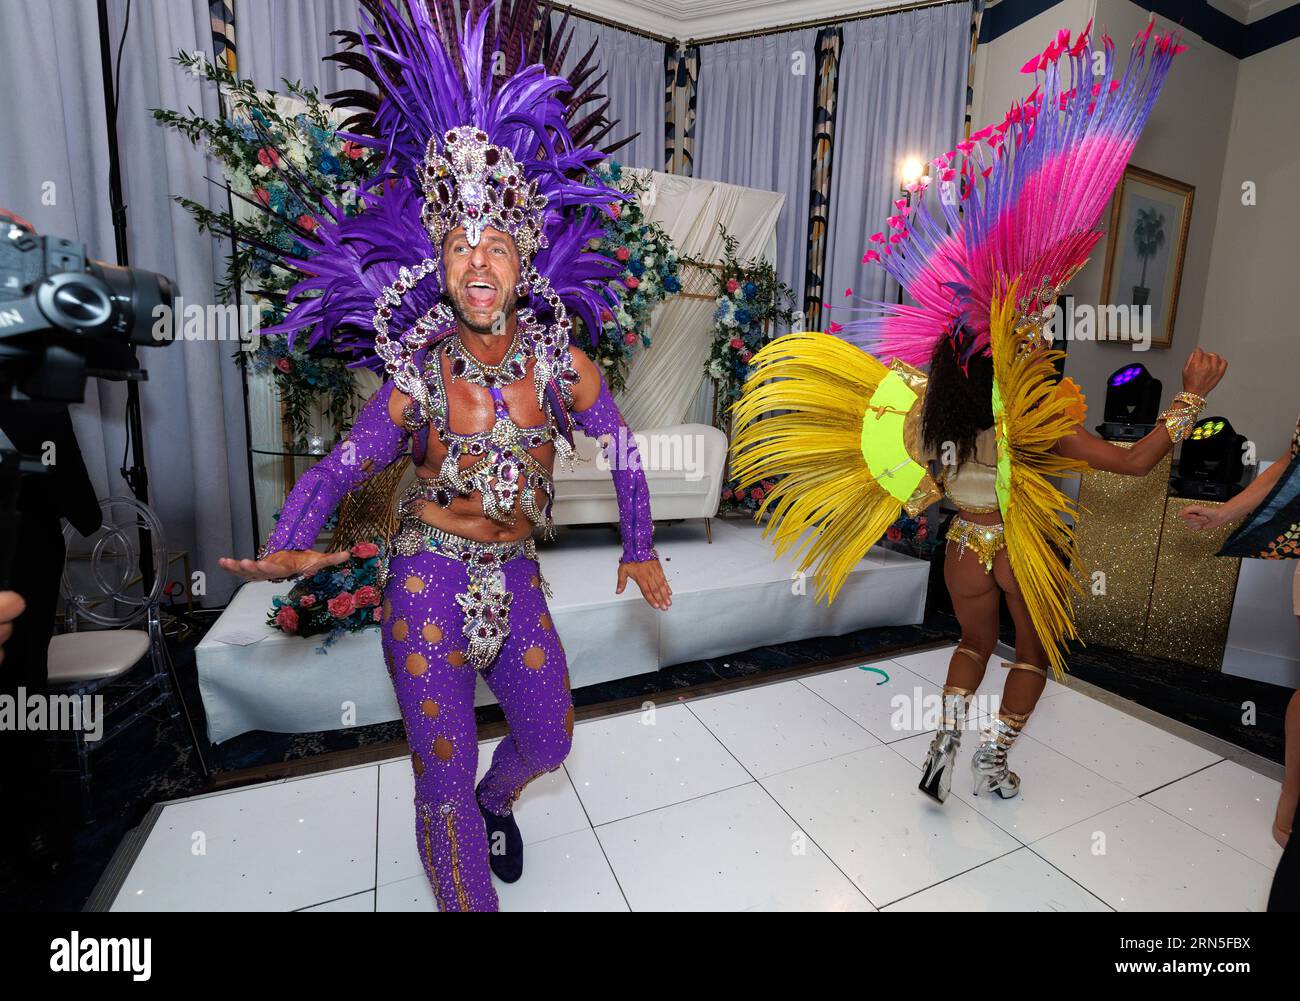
[886,526,903,542]
[600,308,613,322]
[624,331,637,345]
[729,337,743,350]
[275,607,299,633]
[740,351,752,363]
[916,525,929,540]
[342,140,364,160]
[257,147,281,168]
[351,542,379,559]
[253,186,270,207]
[372,608,382,621]
[299,594,317,608]
[615,247,631,262]
[624,276,639,290]
[276,358,293,373]
[353,585,380,608]
[750,487,765,501]
[721,488,733,500]
[296,214,317,232]
[328,592,355,618]
[607,204,622,219]
[734,488,746,501]
[726,279,739,293]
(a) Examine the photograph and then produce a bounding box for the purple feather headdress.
[835,19,1183,367]
[249,1,628,444]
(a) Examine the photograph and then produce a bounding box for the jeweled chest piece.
[447,327,528,389]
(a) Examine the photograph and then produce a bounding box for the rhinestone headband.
[420,125,548,262]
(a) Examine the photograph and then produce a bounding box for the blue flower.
[664,275,681,293]
[735,308,752,327]
[629,259,645,277]
[743,281,758,299]
[319,152,340,175]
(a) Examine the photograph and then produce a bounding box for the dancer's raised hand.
[218,549,350,583]
[1182,348,1227,397]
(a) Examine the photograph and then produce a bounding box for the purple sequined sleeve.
[258,382,411,558]
[570,376,658,563]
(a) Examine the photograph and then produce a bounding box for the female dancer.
[729,20,1210,801]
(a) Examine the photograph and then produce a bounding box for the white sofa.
[551,423,728,541]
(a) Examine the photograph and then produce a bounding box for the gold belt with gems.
[947,515,1006,574]
[380,515,551,671]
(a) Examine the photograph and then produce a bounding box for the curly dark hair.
[921,333,994,467]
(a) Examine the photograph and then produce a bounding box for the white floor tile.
[375,829,628,911]
[884,848,1111,911]
[563,704,751,825]
[1032,799,1274,911]
[1143,759,1286,869]
[111,767,378,911]
[688,678,878,777]
[300,890,375,912]
[888,729,1134,843]
[596,782,873,912]
[1019,688,1223,796]
[800,662,942,745]
[761,746,1021,907]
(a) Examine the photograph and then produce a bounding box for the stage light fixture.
[1099,362,1162,441]
[1172,415,1246,501]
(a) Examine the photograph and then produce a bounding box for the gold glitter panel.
[1143,497,1242,670]
[1071,449,1171,652]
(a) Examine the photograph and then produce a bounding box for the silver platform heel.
[918,685,972,803]
[971,706,1030,799]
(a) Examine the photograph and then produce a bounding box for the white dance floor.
[102,643,1282,912]
[195,518,929,744]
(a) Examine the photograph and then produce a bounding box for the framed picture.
[1098,165,1194,349]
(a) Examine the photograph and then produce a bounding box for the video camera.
[0,217,178,588]
[0,223,177,402]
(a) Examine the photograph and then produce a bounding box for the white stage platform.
[104,644,1280,912]
[196,518,929,744]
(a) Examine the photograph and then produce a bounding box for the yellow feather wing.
[989,286,1091,680]
[728,332,932,604]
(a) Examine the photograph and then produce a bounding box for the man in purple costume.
[219,2,671,911]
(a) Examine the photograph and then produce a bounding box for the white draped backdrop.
[616,170,782,433]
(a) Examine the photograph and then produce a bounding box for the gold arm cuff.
[1161,392,1206,444]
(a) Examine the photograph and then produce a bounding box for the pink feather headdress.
[836,19,1185,367]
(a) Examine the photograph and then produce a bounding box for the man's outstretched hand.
[616,558,672,611]
[218,549,351,583]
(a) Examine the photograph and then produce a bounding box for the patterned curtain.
[663,43,698,176]
[802,26,842,331]
[210,0,237,72]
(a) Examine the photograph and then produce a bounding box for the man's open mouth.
[464,279,496,309]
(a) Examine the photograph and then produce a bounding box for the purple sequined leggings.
[381,545,573,912]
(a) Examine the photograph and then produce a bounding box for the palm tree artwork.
[1131,206,1166,307]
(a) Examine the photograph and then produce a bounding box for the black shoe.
[476,786,524,883]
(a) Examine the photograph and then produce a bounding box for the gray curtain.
[552,14,665,171]
[0,0,253,605]
[694,29,816,321]
[236,0,363,96]
[823,3,968,321]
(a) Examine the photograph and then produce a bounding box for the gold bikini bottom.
[947,516,1006,574]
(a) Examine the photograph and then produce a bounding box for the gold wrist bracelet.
[1161,393,1205,444]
